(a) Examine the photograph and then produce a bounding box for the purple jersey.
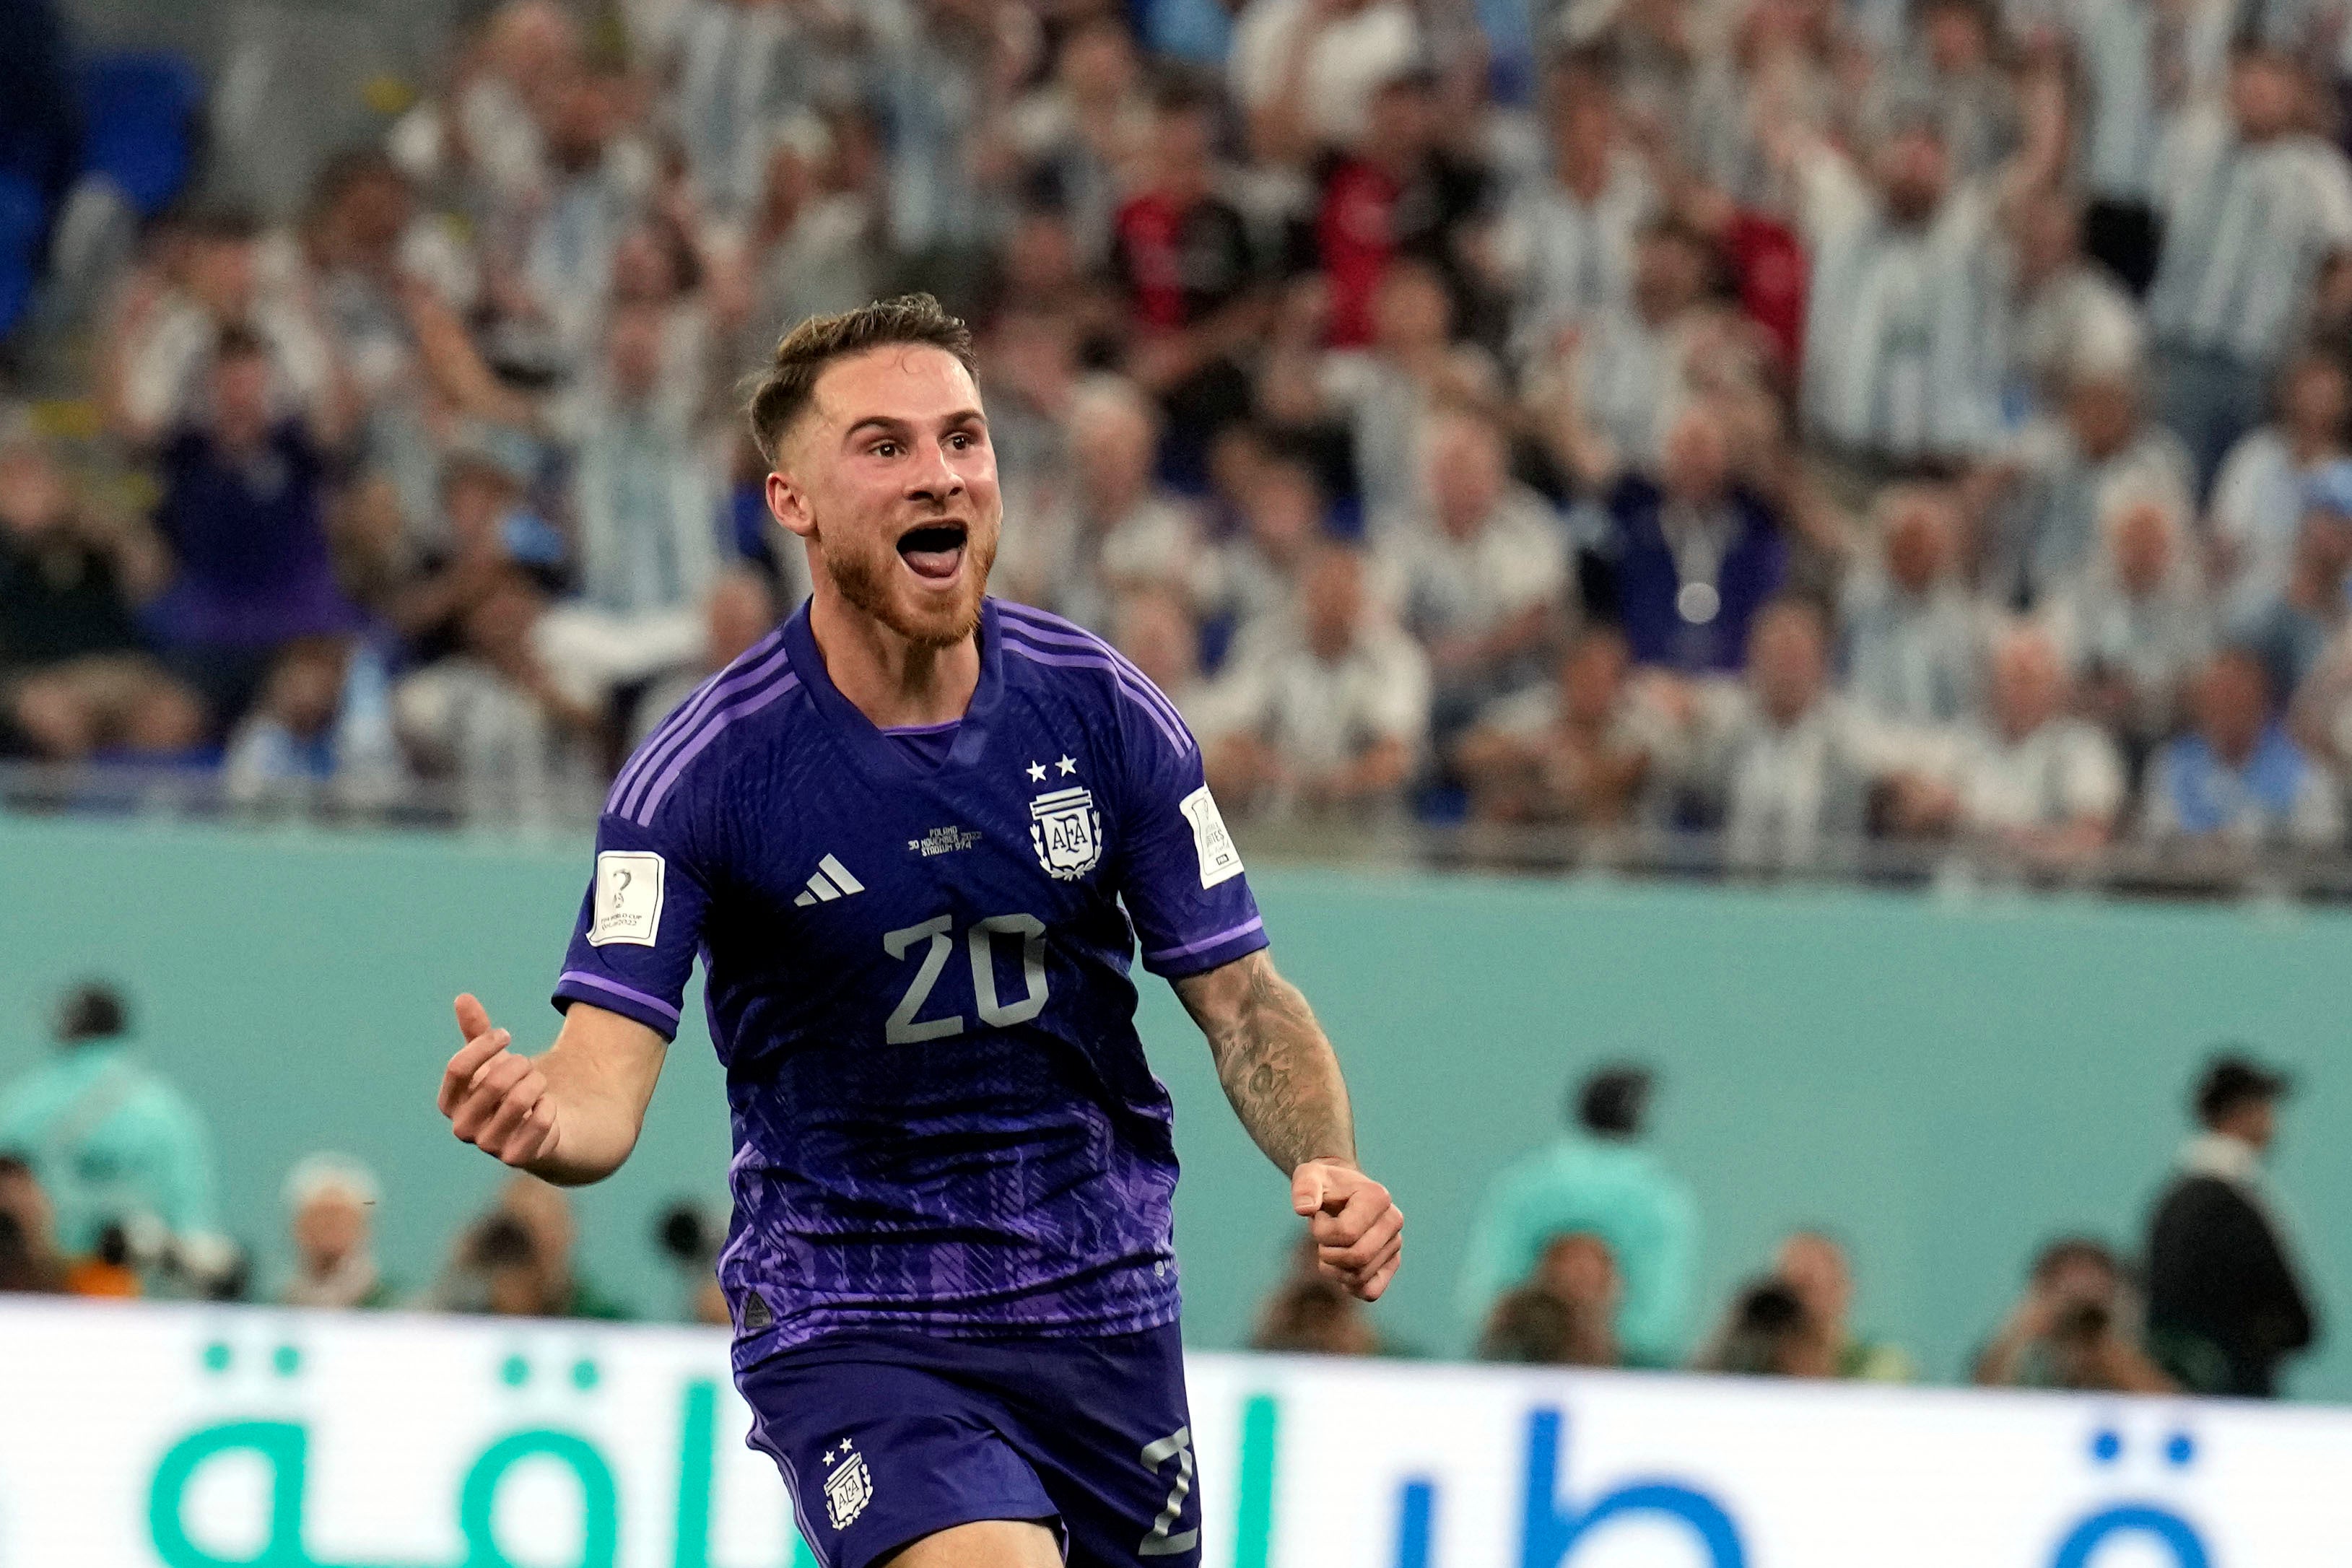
[553,598,1266,1368]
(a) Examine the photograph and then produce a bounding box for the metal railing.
[11,761,2352,905]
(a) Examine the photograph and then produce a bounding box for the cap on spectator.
[2301,460,2352,519]
[2193,1050,2292,1126]
[1572,1064,1653,1138]
[53,982,128,1045]
[283,1152,381,1212]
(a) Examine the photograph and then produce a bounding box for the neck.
[808,585,982,728]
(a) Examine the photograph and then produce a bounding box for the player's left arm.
[1174,951,1403,1302]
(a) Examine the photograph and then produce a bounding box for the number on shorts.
[1137,1426,1198,1557]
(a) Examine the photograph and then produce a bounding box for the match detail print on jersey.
[588,851,666,946]
[1178,785,1244,889]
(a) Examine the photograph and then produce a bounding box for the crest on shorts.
[822,1439,873,1530]
[1029,783,1104,880]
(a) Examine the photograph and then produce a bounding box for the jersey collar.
[782,596,1006,781]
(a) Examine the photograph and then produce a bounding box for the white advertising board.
[2,1299,2349,1567]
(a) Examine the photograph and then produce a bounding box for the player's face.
[769,345,1001,649]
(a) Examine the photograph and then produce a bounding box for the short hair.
[1573,1064,1652,1138]
[55,982,127,1044]
[2029,1236,2120,1286]
[744,294,977,466]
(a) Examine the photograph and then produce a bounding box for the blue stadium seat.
[0,170,43,338]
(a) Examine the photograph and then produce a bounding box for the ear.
[766,468,816,541]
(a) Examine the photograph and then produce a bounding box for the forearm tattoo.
[1181,951,1356,1175]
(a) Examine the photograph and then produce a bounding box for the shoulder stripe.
[1141,915,1265,965]
[995,603,1191,740]
[1001,635,1193,755]
[610,633,792,819]
[632,672,803,826]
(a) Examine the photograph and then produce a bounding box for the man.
[1202,542,1432,815]
[278,1153,394,1310]
[1455,1064,1697,1369]
[2146,1053,2320,1396]
[2146,42,2352,493]
[2140,649,2341,849]
[1974,1236,2175,1393]
[1839,484,1984,728]
[0,982,218,1260]
[435,296,1401,1568]
[1774,1231,1912,1381]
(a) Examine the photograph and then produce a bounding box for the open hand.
[1292,1158,1403,1301]
[437,994,561,1168]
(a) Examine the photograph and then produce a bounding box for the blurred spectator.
[0,424,203,761]
[1593,401,1787,674]
[1456,1063,1697,1368]
[2005,188,2140,419]
[653,1197,733,1327]
[0,1156,66,1294]
[139,326,366,728]
[1230,0,1422,160]
[2044,490,2210,767]
[1203,544,1429,814]
[2210,354,2351,627]
[1674,598,1909,869]
[279,1154,393,1310]
[1696,1278,1837,1377]
[2146,1052,2320,1396]
[1839,484,1982,727]
[1376,406,1569,740]
[632,569,783,746]
[0,983,218,1260]
[1111,588,1212,724]
[1455,626,1663,827]
[1299,261,1501,518]
[996,375,1201,630]
[2231,469,2352,702]
[222,639,406,809]
[1990,347,2195,607]
[1501,51,1656,360]
[1478,1232,1622,1367]
[1110,79,1268,456]
[1974,1237,2174,1393]
[1198,448,1332,660]
[1775,1230,1913,1381]
[1901,621,2125,863]
[1769,62,2059,475]
[2146,44,2352,494]
[1007,19,1152,269]
[2140,650,2341,849]
[1252,1234,1385,1354]
[427,1174,630,1319]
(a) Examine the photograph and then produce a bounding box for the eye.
[870,440,900,458]
[947,432,971,450]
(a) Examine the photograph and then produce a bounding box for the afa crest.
[822,1439,874,1530]
[1029,785,1105,880]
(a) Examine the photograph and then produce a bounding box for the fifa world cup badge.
[1029,784,1105,879]
[822,1439,874,1530]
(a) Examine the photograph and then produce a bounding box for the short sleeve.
[1112,683,1270,980]
[550,809,714,1041]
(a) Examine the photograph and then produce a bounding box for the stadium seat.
[77,52,202,218]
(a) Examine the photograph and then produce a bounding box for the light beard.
[822,527,998,650]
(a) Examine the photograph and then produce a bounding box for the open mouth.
[897,522,969,583]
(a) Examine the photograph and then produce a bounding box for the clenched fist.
[1292,1157,1403,1302]
[438,994,562,1168]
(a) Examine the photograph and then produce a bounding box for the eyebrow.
[840,409,989,445]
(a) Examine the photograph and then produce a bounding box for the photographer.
[654,1198,732,1327]
[1974,1237,2174,1394]
[423,1175,630,1319]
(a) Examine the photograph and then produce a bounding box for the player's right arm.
[437,993,668,1185]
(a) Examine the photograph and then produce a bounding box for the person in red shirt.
[1109,78,1274,474]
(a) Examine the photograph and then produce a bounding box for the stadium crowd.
[5,0,2352,867]
[0,980,2320,1398]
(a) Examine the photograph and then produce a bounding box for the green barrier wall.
[0,816,2344,1398]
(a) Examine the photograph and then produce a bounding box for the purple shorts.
[739,1323,1203,1568]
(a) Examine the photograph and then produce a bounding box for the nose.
[905,438,964,506]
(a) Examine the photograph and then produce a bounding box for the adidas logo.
[793,854,866,907]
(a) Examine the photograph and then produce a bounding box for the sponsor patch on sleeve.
[1179,785,1245,889]
[589,850,666,946]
